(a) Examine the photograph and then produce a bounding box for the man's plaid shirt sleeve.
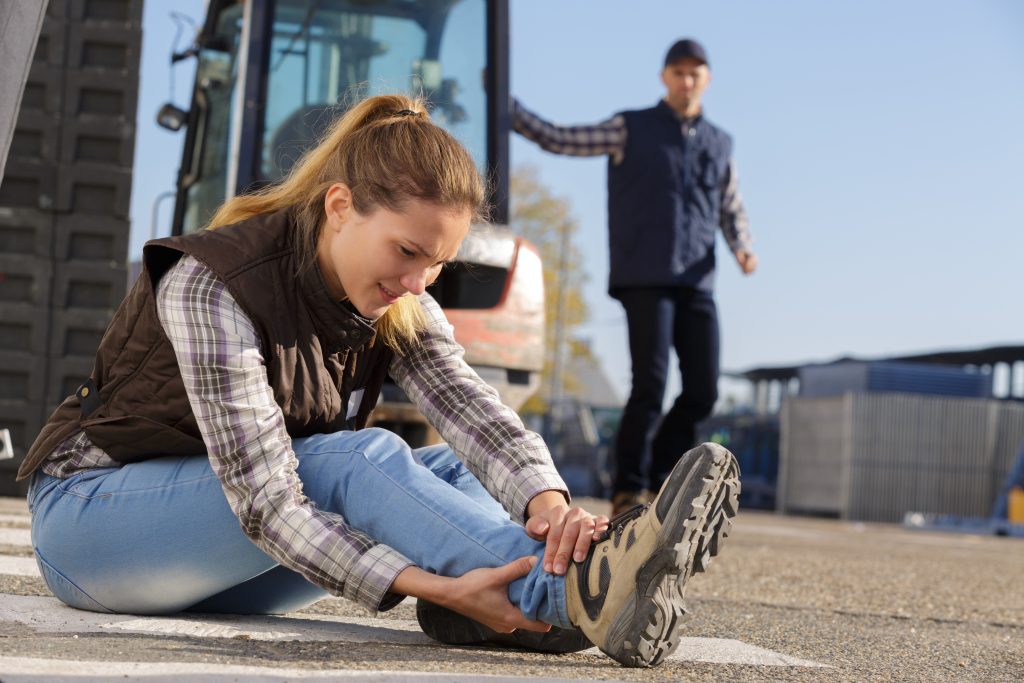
[719,158,753,254]
[390,294,569,522]
[511,97,626,162]
[513,98,753,253]
[157,256,412,612]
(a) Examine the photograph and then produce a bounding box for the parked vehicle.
[159,0,542,441]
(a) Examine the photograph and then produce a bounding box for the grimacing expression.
[317,183,471,320]
[661,58,711,111]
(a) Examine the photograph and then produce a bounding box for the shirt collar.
[657,99,703,126]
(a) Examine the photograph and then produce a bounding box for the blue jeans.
[613,286,719,493]
[27,428,570,627]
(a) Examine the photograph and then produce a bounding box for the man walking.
[513,38,757,515]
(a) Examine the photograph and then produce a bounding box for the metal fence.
[779,393,1024,522]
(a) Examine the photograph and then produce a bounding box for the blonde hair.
[206,94,487,350]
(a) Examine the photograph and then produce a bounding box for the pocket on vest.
[700,154,721,189]
[80,415,205,463]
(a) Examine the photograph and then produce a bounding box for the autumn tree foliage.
[509,165,591,414]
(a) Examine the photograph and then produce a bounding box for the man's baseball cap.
[664,39,709,67]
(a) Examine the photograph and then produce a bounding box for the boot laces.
[597,502,649,544]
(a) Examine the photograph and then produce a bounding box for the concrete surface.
[0,495,1021,681]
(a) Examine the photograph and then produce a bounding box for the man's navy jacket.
[607,100,733,295]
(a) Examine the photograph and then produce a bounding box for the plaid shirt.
[43,255,567,611]
[512,98,753,254]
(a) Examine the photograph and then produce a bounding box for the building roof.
[539,354,623,409]
[734,344,1024,383]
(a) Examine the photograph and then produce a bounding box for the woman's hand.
[440,557,551,634]
[525,491,610,576]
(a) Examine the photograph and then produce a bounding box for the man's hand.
[525,492,609,575]
[735,249,758,274]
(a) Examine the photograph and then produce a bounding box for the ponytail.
[205,94,486,350]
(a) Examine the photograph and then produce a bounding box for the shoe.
[416,599,593,653]
[610,490,652,516]
[566,442,740,667]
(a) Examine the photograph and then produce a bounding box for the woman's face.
[317,183,471,320]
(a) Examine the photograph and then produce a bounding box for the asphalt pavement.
[0,495,1021,682]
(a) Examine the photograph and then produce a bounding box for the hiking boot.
[416,599,593,653]
[610,489,652,516]
[566,442,740,667]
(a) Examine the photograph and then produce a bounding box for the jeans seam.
[27,473,57,514]
[34,547,114,613]
[111,471,219,495]
[57,488,113,501]
[57,470,220,500]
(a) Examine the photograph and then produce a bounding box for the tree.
[509,165,592,415]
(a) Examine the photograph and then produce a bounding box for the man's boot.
[566,442,740,667]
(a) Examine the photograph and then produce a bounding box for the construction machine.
[159,0,543,443]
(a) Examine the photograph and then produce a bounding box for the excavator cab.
[169,0,509,233]
[163,0,540,427]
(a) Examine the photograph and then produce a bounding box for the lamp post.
[543,217,571,460]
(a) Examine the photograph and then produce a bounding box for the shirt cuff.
[510,466,571,524]
[341,543,414,613]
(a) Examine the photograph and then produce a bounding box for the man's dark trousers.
[613,286,719,495]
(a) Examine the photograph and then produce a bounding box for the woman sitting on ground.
[19,94,740,668]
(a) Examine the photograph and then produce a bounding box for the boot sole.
[416,599,594,654]
[600,443,740,667]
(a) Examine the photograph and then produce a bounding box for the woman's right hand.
[441,556,552,634]
[393,556,550,634]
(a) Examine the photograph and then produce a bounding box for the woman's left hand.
[524,493,609,575]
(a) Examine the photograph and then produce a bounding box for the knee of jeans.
[413,443,459,472]
[355,427,412,466]
[627,392,665,413]
[34,548,112,614]
[687,391,718,417]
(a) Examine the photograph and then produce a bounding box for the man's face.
[661,58,711,112]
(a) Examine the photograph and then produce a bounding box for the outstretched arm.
[512,98,626,162]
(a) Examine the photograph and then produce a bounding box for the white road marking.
[740,524,830,540]
[0,594,829,668]
[0,594,433,645]
[0,513,29,526]
[100,614,430,645]
[671,637,830,667]
[0,556,37,576]
[0,657,615,683]
[0,527,31,546]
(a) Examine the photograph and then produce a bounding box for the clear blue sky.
[129,0,1024,404]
